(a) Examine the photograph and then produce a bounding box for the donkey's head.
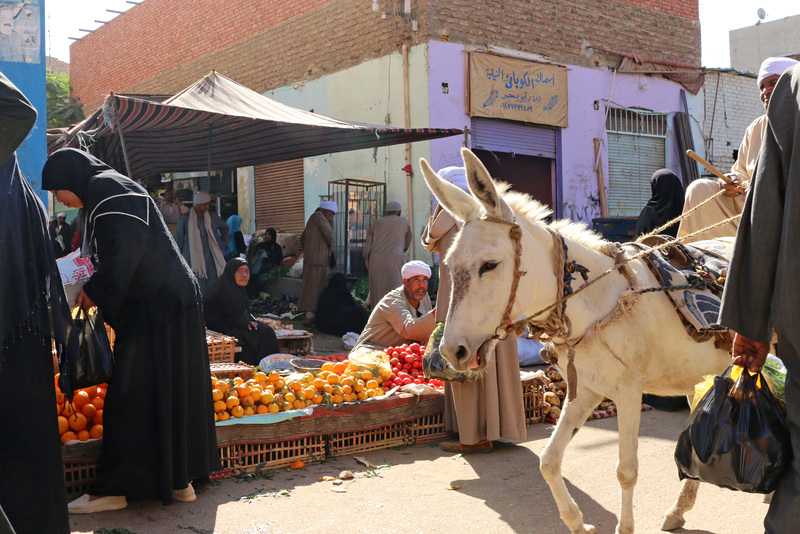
[420,148,524,373]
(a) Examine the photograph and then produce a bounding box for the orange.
[360,370,373,381]
[255,371,268,383]
[90,396,104,410]
[341,385,353,395]
[228,389,239,399]
[312,378,326,390]
[233,377,244,386]
[304,399,313,407]
[331,394,343,404]
[326,373,340,385]
[342,393,353,403]
[67,412,88,432]
[303,387,316,399]
[60,431,77,445]
[295,389,306,401]
[212,389,223,402]
[290,460,305,469]
[250,387,262,403]
[267,403,280,414]
[321,362,335,372]
[226,396,240,409]
[243,406,255,416]
[380,367,392,379]
[322,384,333,394]
[89,424,103,439]
[216,380,230,394]
[284,392,296,404]
[354,380,365,393]
[289,381,302,392]
[57,402,63,416]
[81,403,97,419]
[261,391,275,404]
[231,405,244,418]
[241,395,254,408]
[374,388,384,397]
[76,429,90,442]
[82,386,99,399]
[62,402,76,417]
[312,394,323,405]
[96,386,106,399]
[236,384,251,398]
[57,416,69,434]
[72,390,90,409]
[91,409,103,425]
[366,389,376,398]
[292,399,305,410]
[341,376,354,387]
[333,361,348,374]
[211,376,218,388]
[274,379,285,389]
[55,389,66,404]
[357,391,368,400]
[268,371,280,382]
[366,379,378,390]
[217,410,230,421]
[256,404,268,414]
[213,400,227,413]
[319,370,330,380]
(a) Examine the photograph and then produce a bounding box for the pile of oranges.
[212,360,392,421]
[55,374,105,445]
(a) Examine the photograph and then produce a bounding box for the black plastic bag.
[422,323,478,383]
[59,307,114,399]
[675,365,791,493]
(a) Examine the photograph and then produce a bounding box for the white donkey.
[420,148,732,534]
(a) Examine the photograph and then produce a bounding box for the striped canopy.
[48,72,462,178]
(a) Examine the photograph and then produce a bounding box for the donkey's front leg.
[540,387,603,534]
[613,387,644,534]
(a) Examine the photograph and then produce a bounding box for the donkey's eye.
[479,261,498,276]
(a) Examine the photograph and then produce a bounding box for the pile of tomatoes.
[381,343,444,390]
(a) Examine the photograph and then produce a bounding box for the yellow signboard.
[469,53,568,128]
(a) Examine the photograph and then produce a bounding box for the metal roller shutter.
[606,132,666,217]
[253,159,305,234]
[471,117,557,158]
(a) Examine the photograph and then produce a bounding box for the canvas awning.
[48,72,462,177]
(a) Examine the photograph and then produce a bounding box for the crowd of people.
[2,53,800,533]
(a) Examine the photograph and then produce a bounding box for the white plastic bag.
[288,256,304,278]
[342,331,359,350]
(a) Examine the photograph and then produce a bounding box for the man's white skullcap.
[401,260,431,280]
[57,212,66,218]
[194,191,211,204]
[436,166,469,192]
[757,57,799,86]
[49,214,57,221]
[386,200,402,213]
[319,200,338,214]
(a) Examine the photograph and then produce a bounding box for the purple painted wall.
[426,42,692,224]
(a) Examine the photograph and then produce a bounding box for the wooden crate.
[63,458,99,497]
[213,435,326,478]
[277,334,313,356]
[522,376,546,424]
[206,329,237,364]
[407,411,456,445]
[326,421,412,457]
[210,362,255,382]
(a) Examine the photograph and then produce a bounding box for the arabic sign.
[469,53,567,128]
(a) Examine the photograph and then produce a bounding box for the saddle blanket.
[627,238,734,334]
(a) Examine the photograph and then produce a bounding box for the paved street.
[69,407,768,534]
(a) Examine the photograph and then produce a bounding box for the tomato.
[402,378,412,385]
[383,380,393,388]
[409,343,420,353]
[419,346,426,353]
[390,357,400,366]
[413,379,422,384]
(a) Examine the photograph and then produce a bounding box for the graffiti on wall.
[562,164,600,222]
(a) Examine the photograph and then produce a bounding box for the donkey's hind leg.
[660,479,700,531]
[540,387,604,534]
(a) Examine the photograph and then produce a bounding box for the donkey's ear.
[461,148,514,222]
[419,157,480,223]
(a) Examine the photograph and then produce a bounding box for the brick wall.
[71,0,700,111]
[701,71,763,175]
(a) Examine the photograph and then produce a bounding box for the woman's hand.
[75,288,96,310]
[247,321,259,331]
[731,332,770,372]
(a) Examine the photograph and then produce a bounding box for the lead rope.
[635,187,740,243]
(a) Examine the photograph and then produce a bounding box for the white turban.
[57,212,66,218]
[757,57,799,86]
[436,166,469,192]
[319,200,338,214]
[193,191,211,204]
[385,200,401,213]
[401,260,431,280]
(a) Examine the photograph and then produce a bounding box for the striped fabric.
[48,72,462,178]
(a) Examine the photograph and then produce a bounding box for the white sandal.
[68,494,127,514]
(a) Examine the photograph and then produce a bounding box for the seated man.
[353,260,436,351]
[677,56,798,242]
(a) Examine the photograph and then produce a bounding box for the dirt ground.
[68,406,770,534]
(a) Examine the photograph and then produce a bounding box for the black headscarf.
[0,151,73,363]
[42,148,151,257]
[635,169,685,238]
[203,257,251,332]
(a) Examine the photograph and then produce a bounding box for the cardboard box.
[276,232,298,257]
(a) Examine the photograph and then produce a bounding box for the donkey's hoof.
[660,513,685,531]
[571,525,596,534]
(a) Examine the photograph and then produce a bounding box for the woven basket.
[522,376,546,424]
[210,362,255,382]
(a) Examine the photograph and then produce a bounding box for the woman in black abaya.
[0,72,71,534]
[316,273,369,336]
[42,148,219,513]
[204,258,279,366]
[635,169,685,238]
